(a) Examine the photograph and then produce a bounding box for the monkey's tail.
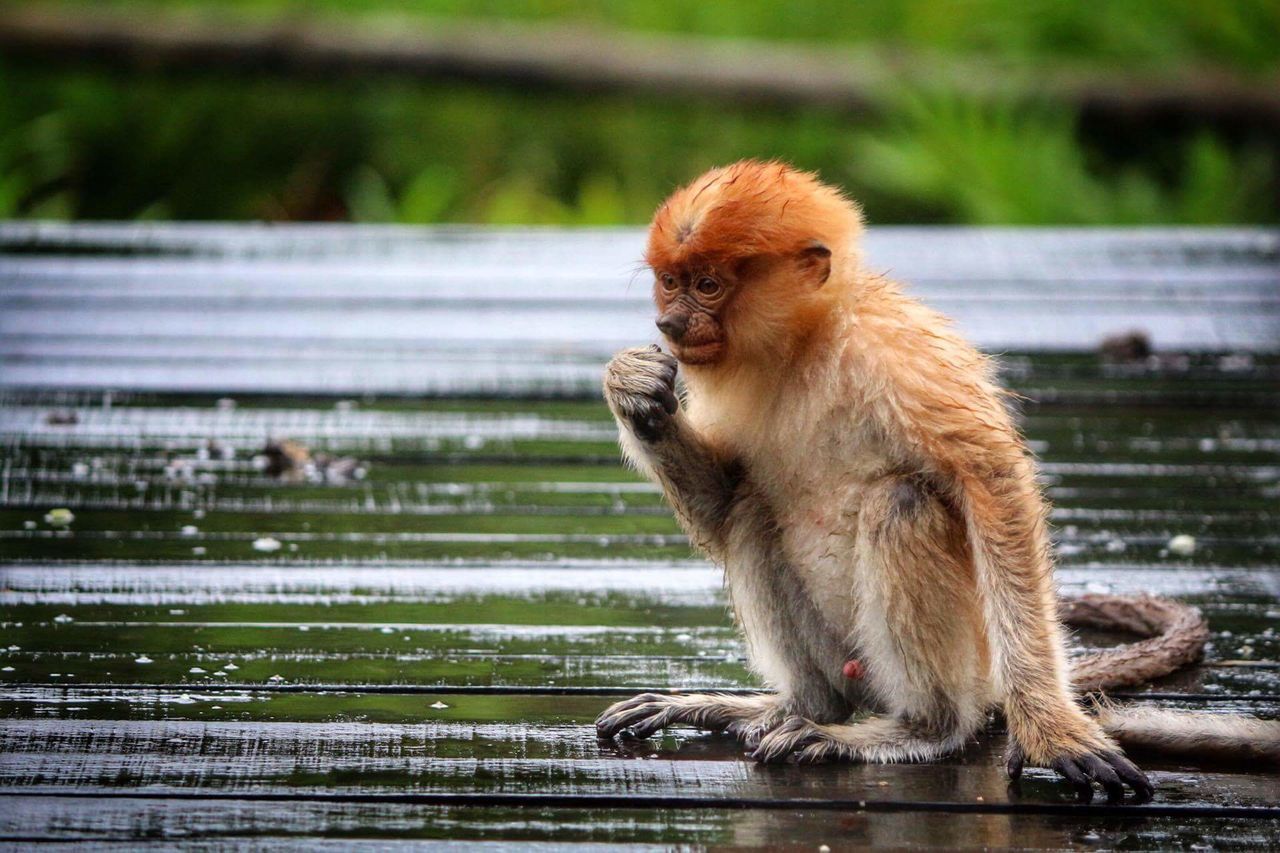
[1061,593,1210,693]
[1094,704,1280,765]
[1061,593,1280,765]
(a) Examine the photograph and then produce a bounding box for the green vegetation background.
[2,0,1277,225]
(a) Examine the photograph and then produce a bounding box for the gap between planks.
[1,790,1278,821]
[4,682,1273,704]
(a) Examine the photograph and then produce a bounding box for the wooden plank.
[2,561,1276,613]
[2,795,1275,848]
[5,522,1277,565]
[15,404,1275,449]
[1,716,1277,806]
[1,554,1275,697]
[2,223,1275,272]
[6,404,1280,459]
[2,227,1276,395]
[4,474,1276,518]
[1,659,1274,696]
[6,536,1273,565]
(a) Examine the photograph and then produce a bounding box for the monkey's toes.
[595,693,669,739]
[726,713,785,749]
[795,739,848,764]
[748,717,821,763]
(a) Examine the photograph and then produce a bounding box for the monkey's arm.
[869,312,1151,801]
[954,454,1150,802]
[603,346,741,551]
[597,348,785,745]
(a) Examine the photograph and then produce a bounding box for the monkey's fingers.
[1005,743,1025,781]
[633,400,673,440]
[1100,751,1154,804]
[643,350,679,413]
[1078,752,1126,804]
[1049,756,1096,804]
[656,351,678,380]
[1058,750,1153,805]
[657,384,678,415]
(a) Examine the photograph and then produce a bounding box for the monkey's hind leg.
[753,714,971,764]
[596,692,782,742]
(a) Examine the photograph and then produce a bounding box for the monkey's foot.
[725,707,787,749]
[595,693,682,740]
[1007,743,1153,805]
[749,716,843,764]
[596,692,781,741]
[750,715,973,765]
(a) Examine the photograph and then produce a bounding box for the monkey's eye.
[660,274,678,292]
[696,277,721,297]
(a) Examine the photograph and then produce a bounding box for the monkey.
[595,160,1280,804]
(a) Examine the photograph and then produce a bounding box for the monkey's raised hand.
[604,345,680,442]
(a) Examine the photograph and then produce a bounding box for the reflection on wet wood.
[1,225,1277,394]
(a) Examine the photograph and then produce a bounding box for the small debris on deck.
[1100,330,1153,363]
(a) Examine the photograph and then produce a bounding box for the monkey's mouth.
[671,340,725,365]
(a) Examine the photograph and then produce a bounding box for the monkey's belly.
[722,490,877,717]
[727,489,865,712]
[775,493,989,717]
[782,518,861,639]
[787,487,993,721]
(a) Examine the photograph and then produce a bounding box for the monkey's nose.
[656,312,689,342]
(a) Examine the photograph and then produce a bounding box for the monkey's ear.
[798,241,832,287]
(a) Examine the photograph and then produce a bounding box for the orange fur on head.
[646,160,862,272]
[645,160,865,368]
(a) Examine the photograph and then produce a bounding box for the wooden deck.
[0,225,1277,848]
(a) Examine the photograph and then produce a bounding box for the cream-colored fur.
[1096,706,1280,764]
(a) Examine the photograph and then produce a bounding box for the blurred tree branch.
[2,6,1278,127]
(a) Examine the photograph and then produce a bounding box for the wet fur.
[597,160,1277,801]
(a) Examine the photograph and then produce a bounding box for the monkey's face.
[645,160,859,366]
[652,266,731,365]
[652,250,834,367]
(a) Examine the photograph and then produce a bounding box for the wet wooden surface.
[2,223,1277,394]
[0,225,1278,848]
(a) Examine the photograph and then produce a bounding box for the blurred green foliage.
[33,0,1280,72]
[855,98,1276,224]
[1,0,1277,224]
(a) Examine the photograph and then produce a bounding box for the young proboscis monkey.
[597,161,1280,803]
